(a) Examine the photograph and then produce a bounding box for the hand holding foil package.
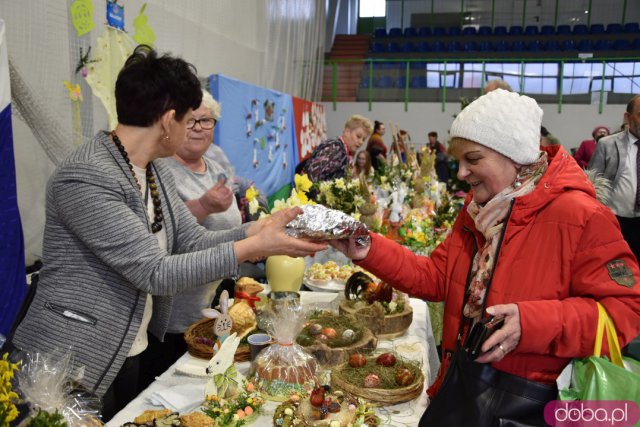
[285,204,371,245]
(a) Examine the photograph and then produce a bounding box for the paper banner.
[133,3,155,47]
[70,0,95,37]
[292,96,327,163]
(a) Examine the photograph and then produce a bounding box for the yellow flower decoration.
[246,185,259,202]
[294,173,313,193]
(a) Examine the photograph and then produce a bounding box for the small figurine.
[205,332,244,399]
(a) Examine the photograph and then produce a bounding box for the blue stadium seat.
[375,76,393,88]
[525,25,539,35]
[433,27,447,36]
[511,40,526,52]
[544,40,560,51]
[447,41,462,52]
[388,27,402,37]
[395,76,407,88]
[541,25,555,35]
[410,61,427,70]
[577,39,593,51]
[410,76,427,88]
[624,22,640,33]
[509,25,524,35]
[373,28,387,38]
[573,24,588,34]
[478,26,492,35]
[589,24,605,34]
[431,41,445,52]
[528,40,543,51]
[634,38,640,49]
[416,41,430,52]
[401,42,416,52]
[561,39,576,51]
[594,39,612,50]
[495,40,509,51]
[493,26,507,36]
[388,42,401,52]
[479,41,493,51]
[359,76,370,88]
[448,26,461,36]
[464,41,478,51]
[404,27,418,37]
[606,23,623,34]
[613,39,632,50]
[418,26,432,37]
[462,27,477,35]
[556,25,571,35]
[370,42,386,53]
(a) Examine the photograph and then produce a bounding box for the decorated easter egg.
[363,373,381,388]
[348,353,367,368]
[395,368,415,386]
[376,352,397,367]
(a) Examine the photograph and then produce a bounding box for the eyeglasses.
[186,117,216,130]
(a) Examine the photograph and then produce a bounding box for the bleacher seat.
[404,27,418,37]
[495,40,509,51]
[573,24,588,34]
[478,26,492,35]
[464,41,478,51]
[416,41,430,52]
[589,24,605,34]
[447,41,463,52]
[370,42,386,53]
[373,28,387,38]
[561,39,576,51]
[528,40,543,51]
[634,38,640,49]
[511,40,526,52]
[375,75,393,88]
[431,41,445,52]
[388,27,402,37]
[624,22,640,33]
[395,76,407,88]
[613,39,632,50]
[493,26,507,36]
[462,27,477,36]
[544,40,560,51]
[541,25,555,35]
[360,76,370,88]
[525,25,539,35]
[556,25,571,35]
[594,39,612,50]
[479,41,493,51]
[606,23,623,34]
[577,39,593,51]
[410,61,427,70]
[410,76,427,88]
[418,26,431,37]
[388,42,401,52]
[433,27,447,36]
[401,42,415,52]
[448,26,462,36]
[509,25,524,35]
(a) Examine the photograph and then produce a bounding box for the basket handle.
[594,302,623,367]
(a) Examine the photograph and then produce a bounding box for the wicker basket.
[331,363,424,405]
[184,317,251,361]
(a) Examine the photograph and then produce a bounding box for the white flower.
[388,301,398,312]
[248,198,260,215]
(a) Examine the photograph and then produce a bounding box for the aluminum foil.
[285,204,371,246]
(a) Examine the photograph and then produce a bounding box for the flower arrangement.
[246,174,315,219]
[202,380,265,427]
[0,353,20,427]
[314,177,365,217]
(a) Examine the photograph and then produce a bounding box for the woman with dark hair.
[9,46,326,420]
[366,119,387,170]
[352,150,373,179]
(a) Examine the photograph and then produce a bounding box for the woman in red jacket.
[332,89,640,426]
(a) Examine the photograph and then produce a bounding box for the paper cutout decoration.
[133,3,155,47]
[70,0,95,37]
[63,81,83,146]
[83,26,136,130]
[106,0,124,30]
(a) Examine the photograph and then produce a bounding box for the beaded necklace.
[111,131,164,233]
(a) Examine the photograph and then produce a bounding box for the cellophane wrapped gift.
[285,204,371,246]
[14,349,103,426]
[250,293,318,401]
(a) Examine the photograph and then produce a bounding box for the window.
[359,0,385,17]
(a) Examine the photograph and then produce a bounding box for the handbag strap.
[594,302,624,367]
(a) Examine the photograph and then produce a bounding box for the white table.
[107,292,439,426]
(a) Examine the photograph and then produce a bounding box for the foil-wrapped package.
[285,204,371,246]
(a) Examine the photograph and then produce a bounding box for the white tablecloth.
[107,292,439,426]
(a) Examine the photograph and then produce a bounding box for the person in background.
[427,131,450,183]
[366,120,387,170]
[483,78,513,94]
[574,125,610,169]
[352,150,373,179]
[303,114,373,183]
[589,95,640,263]
[331,89,640,425]
[391,129,409,164]
[7,46,327,421]
[540,126,561,147]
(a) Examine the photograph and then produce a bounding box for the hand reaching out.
[200,180,234,214]
[329,237,371,261]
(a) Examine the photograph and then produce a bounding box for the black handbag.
[419,348,557,427]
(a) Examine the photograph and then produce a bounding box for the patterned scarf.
[463,152,549,320]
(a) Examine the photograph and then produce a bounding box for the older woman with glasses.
[139,90,245,387]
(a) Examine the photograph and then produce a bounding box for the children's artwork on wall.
[292,97,327,162]
[210,74,297,198]
[106,0,124,30]
[133,3,155,47]
[70,0,95,37]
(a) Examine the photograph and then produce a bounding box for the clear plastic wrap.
[285,204,371,246]
[14,349,103,426]
[250,292,318,401]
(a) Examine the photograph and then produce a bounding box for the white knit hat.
[449,88,542,165]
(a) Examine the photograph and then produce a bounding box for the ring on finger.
[498,344,506,353]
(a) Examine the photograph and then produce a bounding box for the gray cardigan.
[12,132,250,396]
[588,129,631,187]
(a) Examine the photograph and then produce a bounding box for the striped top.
[12,131,249,396]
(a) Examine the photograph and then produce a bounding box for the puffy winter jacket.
[357,145,640,396]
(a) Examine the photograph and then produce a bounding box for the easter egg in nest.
[363,373,380,388]
[395,368,415,386]
[348,353,367,368]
